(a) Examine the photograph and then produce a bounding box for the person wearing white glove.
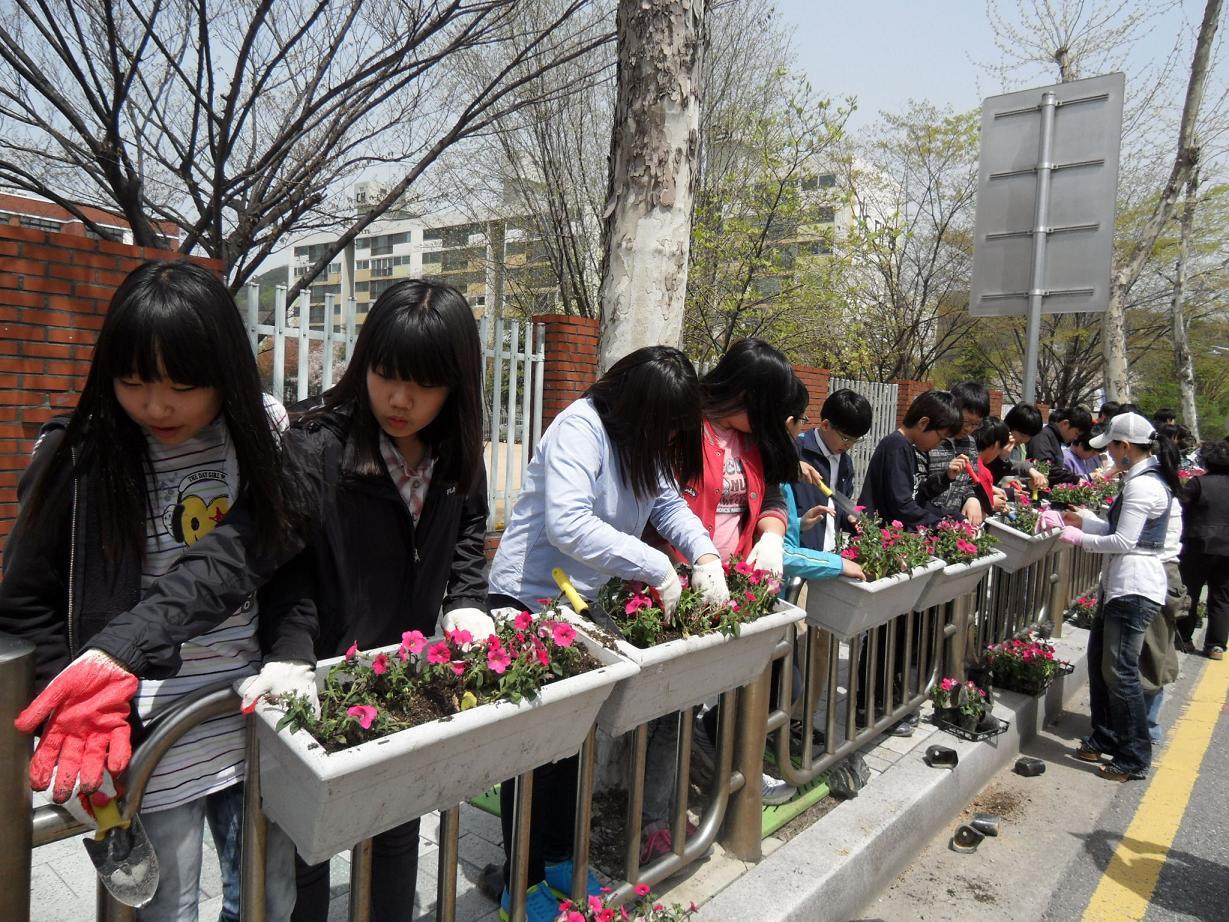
[236,660,320,717]
[441,607,497,645]
[746,530,785,577]
[690,556,731,605]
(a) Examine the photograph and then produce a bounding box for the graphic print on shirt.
[718,453,748,516]
[162,469,230,545]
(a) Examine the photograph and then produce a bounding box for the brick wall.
[890,378,936,428]
[0,224,219,548]
[533,313,600,432]
[792,365,830,423]
[989,388,1004,420]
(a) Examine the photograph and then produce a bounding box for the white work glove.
[41,767,119,831]
[442,606,497,645]
[236,660,319,718]
[746,531,785,577]
[653,569,683,622]
[691,559,730,606]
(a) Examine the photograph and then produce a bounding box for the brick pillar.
[0,225,219,554]
[533,313,600,433]
[890,378,935,428]
[792,364,830,423]
[989,388,1004,419]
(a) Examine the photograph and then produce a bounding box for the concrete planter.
[589,599,805,736]
[986,519,1061,573]
[804,558,945,639]
[913,550,1006,611]
[254,627,637,864]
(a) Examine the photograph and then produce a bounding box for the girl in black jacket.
[272,279,489,922]
[1,260,309,922]
[1178,439,1229,656]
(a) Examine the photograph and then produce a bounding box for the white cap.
[1089,412,1155,450]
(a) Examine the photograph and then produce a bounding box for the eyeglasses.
[795,415,809,424]
[833,429,862,446]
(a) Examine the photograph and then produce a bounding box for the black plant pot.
[959,711,980,733]
[935,706,961,726]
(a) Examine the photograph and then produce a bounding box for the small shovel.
[82,796,160,908]
[551,568,626,642]
[816,480,862,523]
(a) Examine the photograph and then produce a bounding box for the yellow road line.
[1082,659,1229,921]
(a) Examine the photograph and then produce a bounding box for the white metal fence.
[827,376,899,487]
[243,283,544,530]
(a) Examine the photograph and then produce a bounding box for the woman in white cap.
[1057,412,1184,782]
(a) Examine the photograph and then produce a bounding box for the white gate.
[827,376,898,488]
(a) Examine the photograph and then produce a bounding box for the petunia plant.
[929,677,988,722]
[556,885,699,921]
[272,609,595,752]
[924,519,998,565]
[983,630,1070,694]
[1066,594,1098,628]
[596,558,781,649]
[994,493,1051,535]
[835,516,932,582]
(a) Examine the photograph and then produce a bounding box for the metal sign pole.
[1022,91,1058,405]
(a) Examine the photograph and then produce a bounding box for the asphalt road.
[865,649,1229,922]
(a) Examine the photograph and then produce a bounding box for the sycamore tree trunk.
[597,0,706,371]
[1171,160,1202,439]
[1102,0,1222,401]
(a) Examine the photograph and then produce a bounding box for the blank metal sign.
[969,72,1125,318]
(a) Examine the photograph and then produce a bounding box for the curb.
[702,628,1091,921]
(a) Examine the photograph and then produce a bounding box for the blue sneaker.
[499,882,563,922]
[543,858,601,899]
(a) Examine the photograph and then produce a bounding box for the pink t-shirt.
[710,424,748,559]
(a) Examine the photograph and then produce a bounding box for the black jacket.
[266,404,489,657]
[792,429,856,551]
[1028,423,1079,486]
[1182,472,1229,558]
[857,431,946,529]
[0,419,316,690]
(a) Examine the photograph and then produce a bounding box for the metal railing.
[3,546,1102,922]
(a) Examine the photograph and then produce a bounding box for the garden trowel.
[551,568,626,642]
[816,479,862,523]
[82,796,160,907]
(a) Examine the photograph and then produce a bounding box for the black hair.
[786,375,810,421]
[1004,403,1043,438]
[1117,402,1143,416]
[902,390,961,435]
[1114,425,1183,496]
[973,416,1010,453]
[307,279,483,492]
[586,346,703,499]
[21,260,293,561]
[701,338,801,484]
[1152,407,1177,426]
[1099,401,1121,419]
[1074,432,1096,452]
[1198,439,1229,473]
[951,381,991,419]
[1051,405,1092,434]
[821,388,873,437]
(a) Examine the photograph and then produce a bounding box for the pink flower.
[488,646,512,674]
[550,621,576,648]
[566,913,585,922]
[515,611,534,630]
[402,630,426,654]
[744,590,758,602]
[536,597,555,606]
[678,572,690,588]
[446,628,473,647]
[854,504,866,512]
[625,595,651,616]
[589,895,604,913]
[634,883,651,897]
[749,571,762,585]
[891,519,903,529]
[427,642,452,664]
[450,660,466,676]
[344,641,359,661]
[840,548,858,560]
[372,653,389,675]
[533,637,550,667]
[734,561,754,575]
[347,705,378,729]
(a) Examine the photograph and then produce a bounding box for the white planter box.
[255,627,637,864]
[804,558,945,639]
[986,519,1061,573]
[913,550,1006,611]
[583,600,805,736]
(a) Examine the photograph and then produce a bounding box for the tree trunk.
[1171,160,1201,440]
[1101,0,1222,401]
[597,0,705,371]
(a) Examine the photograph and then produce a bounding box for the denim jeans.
[1145,688,1164,743]
[1085,594,1160,775]
[138,783,297,922]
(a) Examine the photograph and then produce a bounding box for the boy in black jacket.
[858,390,963,529]
[794,389,873,552]
[1027,406,1092,486]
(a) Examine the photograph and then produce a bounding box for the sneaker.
[761,772,796,805]
[1074,742,1106,763]
[639,826,674,865]
[543,859,601,899]
[888,713,919,738]
[498,882,563,922]
[1205,645,1224,661]
[790,719,826,751]
[1099,763,1146,782]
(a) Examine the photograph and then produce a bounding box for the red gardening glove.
[14,651,138,803]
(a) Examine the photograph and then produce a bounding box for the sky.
[772,0,1213,130]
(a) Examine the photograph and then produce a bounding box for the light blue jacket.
[782,483,844,581]
[489,398,719,606]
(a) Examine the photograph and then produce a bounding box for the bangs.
[101,293,218,387]
[366,304,460,387]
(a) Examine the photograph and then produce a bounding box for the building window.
[19,215,61,232]
[800,176,818,192]
[327,262,341,275]
[818,173,837,188]
[817,206,835,223]
[356,260,369,270]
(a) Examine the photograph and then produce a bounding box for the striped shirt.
[134,416,259,812]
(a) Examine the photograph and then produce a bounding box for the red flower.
[427,642,452,664]
[515,611,534,630]
[446,628,473,647]
[372,653,390,676]
[450,660,466,676]
[344,641,359,661]
[634,883,651,897]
